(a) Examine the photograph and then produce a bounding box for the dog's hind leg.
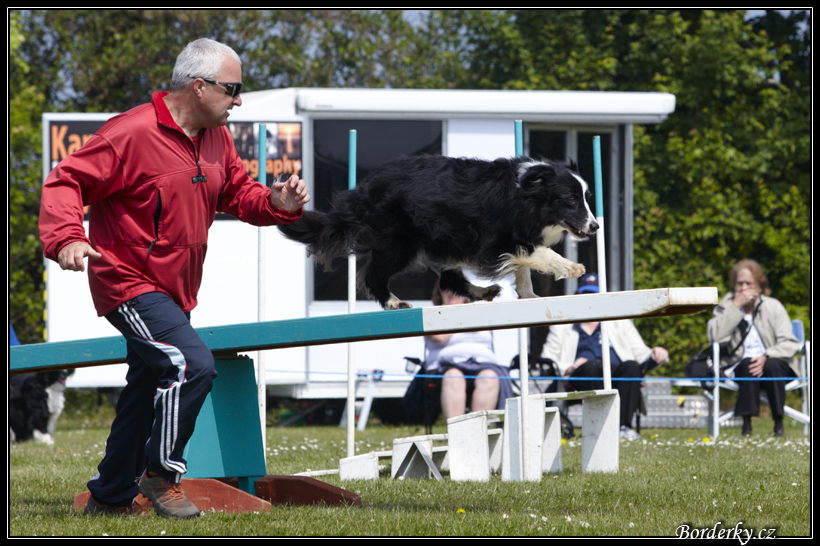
[364,268,408,310]
[361,249,415,310]
[513,266,538,299]
[440,270,502,302]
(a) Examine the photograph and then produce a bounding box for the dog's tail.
[278,211,346,265]
[279,209,373,269]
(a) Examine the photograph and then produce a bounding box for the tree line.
[10,10,810,374]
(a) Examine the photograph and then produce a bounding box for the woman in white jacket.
[541,273,669,439]
[707,259,799,436]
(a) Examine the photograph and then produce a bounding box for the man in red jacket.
[39,38,310,518]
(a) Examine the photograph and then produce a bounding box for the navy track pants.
[87,292,217,507]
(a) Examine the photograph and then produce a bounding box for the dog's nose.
[588,219,600,233]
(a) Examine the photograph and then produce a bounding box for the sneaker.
[139,471,202,519]
[84,496,149,516]
[619,426,641,441]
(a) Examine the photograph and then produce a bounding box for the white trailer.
[43,88,675,410]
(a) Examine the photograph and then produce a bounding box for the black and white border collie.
[9,370,73,445]
[279,155,598,309]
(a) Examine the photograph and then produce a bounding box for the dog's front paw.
[567,263,585,279]
[554,262,586,280]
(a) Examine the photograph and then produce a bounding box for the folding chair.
[402,357,442,435]
[783,320,811,436]
[710,319,810,437]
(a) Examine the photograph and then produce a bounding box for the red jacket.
[39,91,302,317]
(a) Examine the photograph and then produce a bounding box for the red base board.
[74,475,361,514]
[255,475,361,507]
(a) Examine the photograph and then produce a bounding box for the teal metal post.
[349,130,357,191]
[593,136,604,217]
[258,124,267,187]
[515,120,524,157]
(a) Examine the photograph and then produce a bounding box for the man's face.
[199,55,243,128]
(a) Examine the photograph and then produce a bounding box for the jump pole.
[257,124,268,451]
[514,120,532,480]
[592,135,612,390]
[346,130,357,458]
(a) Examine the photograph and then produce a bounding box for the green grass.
[9,401,811,537]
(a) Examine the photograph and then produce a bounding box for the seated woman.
[424,281,513,420]
[707,259,799,436]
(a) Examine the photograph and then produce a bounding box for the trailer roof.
[230,87,675,124]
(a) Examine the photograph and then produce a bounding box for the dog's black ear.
[566,158,579,172]
[519,163,556,189]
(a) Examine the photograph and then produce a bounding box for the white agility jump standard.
[384,390,617,483]
[338,433,451,481]
[339,389,617,483]
[505,390,620,480]
[448,410,505,482]
[390,434,449,480]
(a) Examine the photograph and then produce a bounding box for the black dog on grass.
[9,370,73,444]
[278,155,598,309]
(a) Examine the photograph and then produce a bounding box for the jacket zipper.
[189,129,207,184]
[147,191,162,256]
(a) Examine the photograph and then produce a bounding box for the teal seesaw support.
[182,356,267,493]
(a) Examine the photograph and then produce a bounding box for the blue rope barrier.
[264,369,807,383]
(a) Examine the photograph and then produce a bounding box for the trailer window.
[312,119,443,302]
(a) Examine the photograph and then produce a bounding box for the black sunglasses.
[200,78,243,98]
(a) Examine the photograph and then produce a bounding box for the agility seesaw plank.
[10,287,717,373]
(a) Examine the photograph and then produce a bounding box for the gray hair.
[170,38,241,91]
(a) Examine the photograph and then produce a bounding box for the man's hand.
[57,241,102,272]
[270,174,310,212]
